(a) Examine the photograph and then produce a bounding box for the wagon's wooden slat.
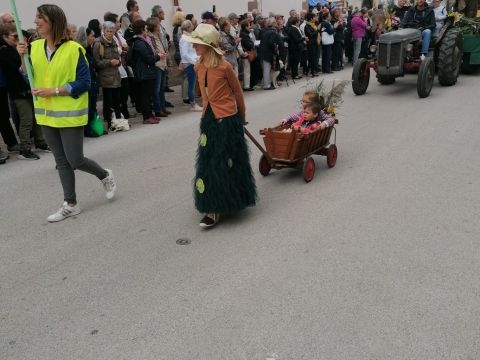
[262,122,336,165]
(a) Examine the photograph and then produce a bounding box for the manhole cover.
[176,238,191,245]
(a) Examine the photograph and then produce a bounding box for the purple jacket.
[351,14,368,40]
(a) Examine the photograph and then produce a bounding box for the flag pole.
[9,0,35,93]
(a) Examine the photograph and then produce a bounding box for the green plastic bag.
[90,114,105,137]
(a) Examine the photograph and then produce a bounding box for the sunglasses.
[9,34,19,39]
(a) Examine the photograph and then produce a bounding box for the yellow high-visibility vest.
[30,39,88,128]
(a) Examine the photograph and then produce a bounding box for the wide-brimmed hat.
[183,23,224,55]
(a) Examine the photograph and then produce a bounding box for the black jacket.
[240,29,255,52]
[130,36,160,82]
[0,39,31,99]
[400,5,435,32]
[332,18,345,43]
[259,27,285,64]
[304,22,319,49]
[288,25,305,53]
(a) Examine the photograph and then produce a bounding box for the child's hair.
[304,102,322,115]
[303,90,325,108]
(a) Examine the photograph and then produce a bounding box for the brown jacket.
[195,59,246,122]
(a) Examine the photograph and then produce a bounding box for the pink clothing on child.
[285,110,336,132]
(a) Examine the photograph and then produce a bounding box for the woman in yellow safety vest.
[17,4,117,222]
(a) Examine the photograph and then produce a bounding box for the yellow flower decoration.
[195,178,205,194]
[199,133,207,147]
[327,104,334,114]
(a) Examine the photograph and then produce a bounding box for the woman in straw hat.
[184,24,257,228]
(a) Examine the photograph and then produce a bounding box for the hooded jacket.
[400,5,435,32]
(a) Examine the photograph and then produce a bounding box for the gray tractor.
[352,20,463,98]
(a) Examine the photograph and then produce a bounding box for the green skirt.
[194,106,257,214]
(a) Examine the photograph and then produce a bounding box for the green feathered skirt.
[194,105,257,214]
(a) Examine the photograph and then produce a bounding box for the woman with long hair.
[184,24,256,228]
[17,4,116,222]
[75,26,99,136]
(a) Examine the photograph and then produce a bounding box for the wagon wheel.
[303,157,315,183]
[417,57,435,98]
[326,144,337,168]
[258,155,271,176]
[352,58,370,95]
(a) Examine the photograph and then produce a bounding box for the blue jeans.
[184,64,196,104]
[421,29,431,55]
[152,68,166,113]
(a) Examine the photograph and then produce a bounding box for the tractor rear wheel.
[437,28,463,86]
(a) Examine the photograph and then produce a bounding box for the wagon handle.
[243,126,272,161]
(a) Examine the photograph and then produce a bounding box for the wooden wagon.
[244,120,338,183]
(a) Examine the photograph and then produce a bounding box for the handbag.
[90,114,105,137]
[246,50,257,63]
[321,31,334,45]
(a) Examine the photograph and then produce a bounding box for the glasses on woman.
[9,34,19,40]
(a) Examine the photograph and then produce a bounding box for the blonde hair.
[172,11,185,26]
[200,46,223,68]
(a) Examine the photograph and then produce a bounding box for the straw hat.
[183,24,224,55]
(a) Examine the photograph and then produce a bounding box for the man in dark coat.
[400,0,435,56]
[259,17,284,90]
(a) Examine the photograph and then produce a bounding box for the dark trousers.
[332,41,344,70]
[0,87,18,147]
[307,45,317,75]
[137,79,155,120]
[120,78,130,119]
[128,77,137,109]
[289,50,301,77]
[300,49,308,75]
[322,44,333,73]
[13,98,46,150]
[102,87,121,127]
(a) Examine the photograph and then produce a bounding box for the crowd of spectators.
[0,0,428,164]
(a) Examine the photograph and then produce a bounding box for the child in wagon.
[280,90,335,133]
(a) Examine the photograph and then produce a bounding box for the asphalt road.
[1,67,479,360]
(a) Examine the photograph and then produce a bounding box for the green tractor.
[450,0,480,73]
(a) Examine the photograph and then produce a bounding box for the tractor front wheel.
[352,58,370,95]
[417,57,435,98]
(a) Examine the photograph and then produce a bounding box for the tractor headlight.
[369,45,377,53]
[406,44,413,52]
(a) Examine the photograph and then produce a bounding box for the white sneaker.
[102,169,117,199]
[420,54,426,61]
[47,202,81,222]
[190,104,203,112]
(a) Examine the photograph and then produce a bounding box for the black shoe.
[18,150,40,160]
[263,86,276,90]
[183,99,190,104]
[36,144,51,152]
[165,101,174,108]
[0,150,9,163]
[7,144,20,153]
[243,87,254,91]
[164,87,174,93]
[199,214,219,228]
